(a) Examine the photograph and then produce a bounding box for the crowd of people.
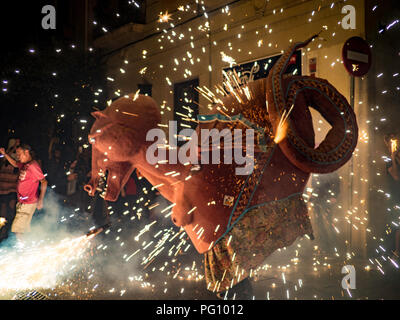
[0,134,159,246]
[0,139,20,241]
[0,139,47,244]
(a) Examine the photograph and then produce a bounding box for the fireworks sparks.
[274,105,294,144]
[158,11,172,23]
[221,52,236,67]
[391,139,398,153]
[0,0,399,301]
[139,67,147,75]
[0,234,95,292]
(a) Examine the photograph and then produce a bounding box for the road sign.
[342,36,372,77]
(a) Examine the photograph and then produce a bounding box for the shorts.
[11,202,37,233]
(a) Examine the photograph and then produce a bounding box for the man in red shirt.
[0,144,47,243]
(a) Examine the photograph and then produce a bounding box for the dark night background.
[1,0,94,161]
[0,0,145,161]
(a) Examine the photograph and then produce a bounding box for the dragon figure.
[84,35,358,298]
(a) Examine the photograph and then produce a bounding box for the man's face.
[16,148,30,163]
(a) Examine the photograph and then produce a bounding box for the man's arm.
[0,148,18,168]
[37,178,48,210]
[389,151,400,181]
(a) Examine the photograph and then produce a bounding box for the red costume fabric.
[124,175,137,196]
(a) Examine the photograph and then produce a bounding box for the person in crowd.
[65,146,86,199]
[46,148,68,197]
[91,172,111,228]
[0,139,19,241]
[48,135,60,162]
[384,133,400,256]
[6,138,20,159]
[122,170,139,213]
[0,143,47,244]
[71,147,92,213]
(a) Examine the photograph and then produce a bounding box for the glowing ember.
[391,139,398,153]
[274,105,294,144]
[0,218,6,229]
[158,11,172,23]
[221,52,236,67]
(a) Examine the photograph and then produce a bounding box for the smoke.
[30,190,84,241]
[0,190,96,294]
[304,171,346,255]
[0,180,190,299]
[0,174,346,299]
